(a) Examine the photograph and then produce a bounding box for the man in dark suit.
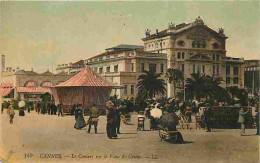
[203,104,212,132]
[115,107,121,134]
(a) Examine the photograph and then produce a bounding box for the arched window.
[41,81,54,87]
[177,40,185,47]
[24,81,38,87]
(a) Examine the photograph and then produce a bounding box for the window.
[106,66,110,73]
[197,41,201,48]
[160,64,164,73]
[131,63,134,72]
[131,85,134,95]
[233,77,239,84]
[233,67,238,75]
[182,52,185,59]
[193,65,196,73]
[99,67,103,73]
[202,41,206,48]
[216,54,219,61]
[123,85,127,95]
[202,65,205,73]
[226,77,230,84]
[114,65,118,72]
[177,40,185,46]
[149,64,157,73]
[106,55,110,59]
[177,52,181,59]
[94,67,97,73]
[192,41,196,48]
[197,65,200,73]
[212,54,216,61]
[192,40,206,48]
[155,42,158,48]
[181,64,185,72]
[213,43,220,49]
[226,66,230,75]
[141,63,145,72]
[213,65,215,75]
[217,65,219,74]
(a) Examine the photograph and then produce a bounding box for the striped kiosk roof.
[55,67,112,87]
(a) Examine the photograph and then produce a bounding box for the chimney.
[1,55,5,72]
[156,29,159,35]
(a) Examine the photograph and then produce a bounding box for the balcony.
[225,57,244,63]
[97,71,137,77]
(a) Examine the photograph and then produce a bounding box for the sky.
[1,1,260,73]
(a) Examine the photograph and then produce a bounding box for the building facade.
[56,60,85,74]
[142,17,244,97]
[244,60,260,94]
[86,44,167,99]
[59,17,245,99]
[1,69,72,101]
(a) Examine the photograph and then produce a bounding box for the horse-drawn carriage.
[159,126,184,143]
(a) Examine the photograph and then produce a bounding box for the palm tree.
[185,73,209,101]
[206,76,230,102]
[137,71,167,99]
[166,68,184,97]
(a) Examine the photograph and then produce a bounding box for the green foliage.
[2,101,9,108]
[108,95,135,113]
[137,71,167,99]
[210,107,254,128]
[227,86,249,105]
[41,93,51,103]
[185,73,232,103]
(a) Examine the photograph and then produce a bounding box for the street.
[0,111,259,163]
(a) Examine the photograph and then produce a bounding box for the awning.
[0,83,13,88]
[17,87,51,93]
[0,83,14,96]
[0,88,13,96]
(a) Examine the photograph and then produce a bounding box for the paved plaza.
[0,111,259,163]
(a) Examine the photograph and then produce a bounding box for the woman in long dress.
[18,100,25,116]
[106,101,117,139]
[74,104,86,130]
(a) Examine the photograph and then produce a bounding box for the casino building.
[85,17,244,99]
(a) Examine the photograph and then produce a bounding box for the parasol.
[150,108,162,118]
[18,100,26,108]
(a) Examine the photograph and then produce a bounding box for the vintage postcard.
[0,1,259,163]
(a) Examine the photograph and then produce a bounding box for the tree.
[206,76,230,102]
[185,73,209,101]
[166,68,184,98]
[137,71,167,99]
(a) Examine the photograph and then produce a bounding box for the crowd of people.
[142,97,259,136]
[1,97,259,139]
